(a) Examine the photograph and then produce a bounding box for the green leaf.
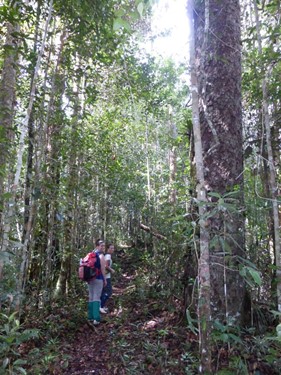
[247,267,262,286]
[221,333,229,342]
[213,320,226,332]
[270,310,281,318]
[2,192,13,199]
[3,358,9,368]
[237,256,258,269]
[137,2,144,17]
[223,190,240,198]
[218,198,224,206]
[113,18,131,32]
[16,367,27,374]
[130,10,141,22]
[6,336,16,344]
[219,237,231,253]
[114,8,126,17]
[8,312,19,323]
[228,333,243,344]
[239,266,247,277]
[185,309,199,334]
[208,192,222,198]
[13,359,27,365]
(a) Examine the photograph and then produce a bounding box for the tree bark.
[0,18,19,281]
[11,0,53,309]
[43,29,67,294]
[20,0,42,302]
[193,0,245,325]
[54,67,84,298]
[253,0,281,314]
[0,1,53,294]
[168,107,178,204]
[140,223,167,240]
[188,0,212,372]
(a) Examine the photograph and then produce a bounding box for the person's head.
[107,243,115,254]
[95,239,105,252]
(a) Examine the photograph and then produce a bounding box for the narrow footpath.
[58,251,191,375]
[60,269,133,374]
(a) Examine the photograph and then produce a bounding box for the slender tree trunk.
[26,15,55,302]
[43,30,67,294]
[13,1,54,310]
[20,0,42,302]
[168,108,177,204]
[0,2,53,305]
[103,184,108,242]
[19,112,36,300]
[0,17,19,281]
[253,0,281,314]
[188,1,212,372]
[54,71,84,298]
[145,114,151,201]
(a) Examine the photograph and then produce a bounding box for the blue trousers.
[101,278,112,308]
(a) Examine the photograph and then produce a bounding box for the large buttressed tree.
[194,0,246,322]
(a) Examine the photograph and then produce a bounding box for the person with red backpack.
[87,239,107,325]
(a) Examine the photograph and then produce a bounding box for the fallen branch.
[139,223,167,240]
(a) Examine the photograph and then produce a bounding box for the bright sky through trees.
[149,0,190,63]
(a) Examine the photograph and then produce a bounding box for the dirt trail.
[59,251,189,375]
[60,262,134,374]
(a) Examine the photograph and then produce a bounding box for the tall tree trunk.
[145,114,151,202]
[0,1,53,304]
[253,0,281,314]
[193,0,245,326]
[0,17,19,280]
[20,0,42,302]
[43,29,67,295]
[13,1,54,310]
[188,0,212,372]
[54,70,84,298]
[168,108,177,204]
[26,13,56,302]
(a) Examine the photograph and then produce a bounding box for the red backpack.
[78,251,101,282]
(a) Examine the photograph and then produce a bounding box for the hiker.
[88,239,107,325]
[100,243,115,314]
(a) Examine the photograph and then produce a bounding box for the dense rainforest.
[0,0,281,374]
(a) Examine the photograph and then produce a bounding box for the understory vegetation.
[1,0,281,373]
[1,248,281,374]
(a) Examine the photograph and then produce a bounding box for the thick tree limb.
[139,223,166,240]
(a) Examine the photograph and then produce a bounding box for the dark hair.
[95,239,104,246]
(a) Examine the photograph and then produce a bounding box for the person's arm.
[100,254,107,285]
[105,260,115,273]
[105,255,115,273]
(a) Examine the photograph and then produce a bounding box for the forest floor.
[20,249,281,375]
[57,251,194,375]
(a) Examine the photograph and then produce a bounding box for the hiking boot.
[100,307,108,314]
[93,320,100,326]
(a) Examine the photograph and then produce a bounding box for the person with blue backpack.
[87,239,107,325]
